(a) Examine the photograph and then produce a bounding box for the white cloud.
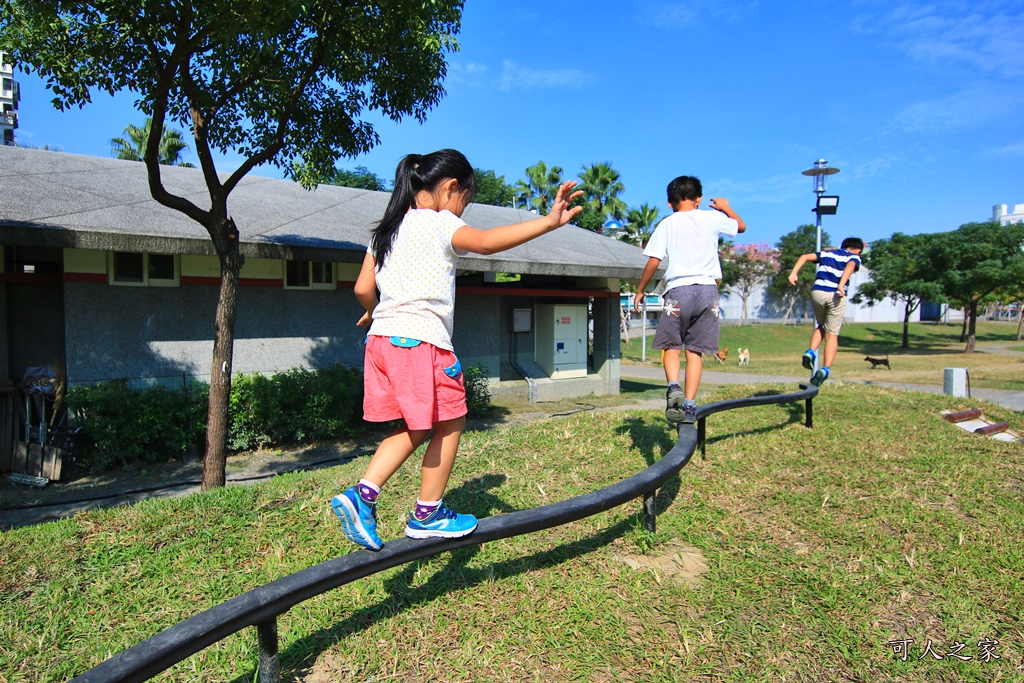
[498,60,593,92]
[860,1,1024,79]
[447,62,491,89]
[636,0,757,28]
[887,87,1019,135]
[985,141,1024,157]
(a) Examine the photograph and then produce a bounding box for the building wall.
[993,203,1024,226]
[55,248,621,398]
[62,249,368,387]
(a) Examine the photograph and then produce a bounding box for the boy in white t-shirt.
[634,176,746,423]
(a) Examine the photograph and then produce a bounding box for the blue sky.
[11,0,1023,249]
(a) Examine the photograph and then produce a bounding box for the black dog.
[864,354,891,370]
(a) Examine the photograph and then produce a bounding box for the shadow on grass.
[620,378,663,397]
[702,389,807,451]
[614,416,682,518]
[235,474,649,682]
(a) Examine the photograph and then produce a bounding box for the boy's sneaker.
[810,367,830,387]
[665,384,685,423]
[405,505,478,539]
[681,403,697,424]
[801,349,816,371]
[331,487,383,551]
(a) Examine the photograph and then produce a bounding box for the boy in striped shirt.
[787,237,865,386]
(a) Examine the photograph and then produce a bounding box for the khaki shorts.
[811,289,848,335]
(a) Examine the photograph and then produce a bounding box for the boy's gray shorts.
[653,284,720,354]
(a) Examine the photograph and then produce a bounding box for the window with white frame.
[284,259,335,290]
[109,252,180,287]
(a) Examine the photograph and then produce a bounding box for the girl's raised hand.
[547,181,584,228]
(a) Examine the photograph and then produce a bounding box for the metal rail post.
[642,490,657,532]
[697,418,707,459]
[257,619,280,683]
[805,396,813,428]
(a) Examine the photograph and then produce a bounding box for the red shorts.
[362,335,467,430]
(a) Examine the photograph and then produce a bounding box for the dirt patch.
[613,540,709,587]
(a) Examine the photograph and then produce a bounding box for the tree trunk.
[202,240,243,490]
[782,293,796,324]
[964,298,978,354]
[739,294,747,326]
[1016,301,1023,341]
[960,305,968,342]
[902,302,911,348]
[620,304,630,342]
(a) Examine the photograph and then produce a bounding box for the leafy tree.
[578,161,627,222]
[324,165,389,191]
[622,203,661,246]
[851,233,943,348]
[514,161,563,214]
[568,196,606,232]
[1,1,464,489]
[110,117,194,167]
[768,224,831,322]
[721,243,779,325]
[472,168,515,207]
[928,222,1024,352]
[993,281,1024,341]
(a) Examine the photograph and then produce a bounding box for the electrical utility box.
[535,304,587,379]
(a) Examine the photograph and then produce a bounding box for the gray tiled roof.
[0,146,650,279]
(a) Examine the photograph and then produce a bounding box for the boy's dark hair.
[841,237,865,251]
[667,176,703,205]
[371,149,477,269]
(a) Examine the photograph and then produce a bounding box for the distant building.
[993,204,1024,225]
[0,51,20,146]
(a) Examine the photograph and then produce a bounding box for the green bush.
[66,362,491,473]
[464,364,493,417]
[229,365,363,450]
[68,364,363,473]
[65,380,207,473]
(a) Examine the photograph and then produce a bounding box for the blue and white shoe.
[802,349,817,371]
[331,487,383,551]
[810,367,830,387]
[405,505,478,539]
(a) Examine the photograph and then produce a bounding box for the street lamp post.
[800,159,840,372]
[801,158,840,252]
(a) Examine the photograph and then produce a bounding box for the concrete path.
[619,364,1024,412]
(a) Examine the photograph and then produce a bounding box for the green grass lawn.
[2,384,1022,682]
[622,322,1024,391]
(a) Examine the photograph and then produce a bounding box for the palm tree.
[513,161,564,213]
[110,118,194,166]
[623,203,662,246]
[579,162,627,222]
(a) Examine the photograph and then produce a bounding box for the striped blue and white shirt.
[812,248,861,293]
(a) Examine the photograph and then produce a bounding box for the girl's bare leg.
[418,416,466,502]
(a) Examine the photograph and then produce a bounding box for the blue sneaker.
[331,487,383,551]
[802,349,816,371]
[405,505,478,539]
[810,367,830,387]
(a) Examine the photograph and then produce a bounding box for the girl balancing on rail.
[332,149,583,550]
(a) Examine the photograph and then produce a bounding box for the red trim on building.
[180,276,283,287]
[456,287,614,298]
[0,273,63,284]
[63,272,108,283]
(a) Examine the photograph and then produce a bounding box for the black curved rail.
[70,383,817,683]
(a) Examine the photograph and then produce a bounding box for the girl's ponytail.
[370,149,476,269]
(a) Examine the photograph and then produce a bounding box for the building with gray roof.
[0,146,652,404]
